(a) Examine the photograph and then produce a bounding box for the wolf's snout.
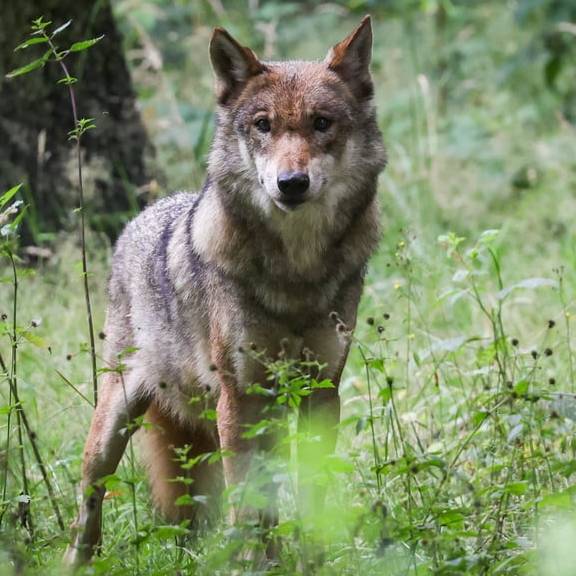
[277,172,310,200]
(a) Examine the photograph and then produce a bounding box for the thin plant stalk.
[44,33,98,406]
[8,250,32,535]
[119,370,141,575]
[0,251,65,530]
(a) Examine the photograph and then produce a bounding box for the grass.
[1,1,576,574]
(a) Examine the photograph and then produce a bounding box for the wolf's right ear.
[210,28,265,104]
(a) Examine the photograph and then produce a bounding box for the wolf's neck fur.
[192,179,378,279]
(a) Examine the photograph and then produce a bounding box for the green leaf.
[0,404,18,416]
[174,494,195,507]
[471,410,489,427]
[514,380,529,396]
[505,481,529,496]
[379,387,392,404]
[15,37,49,51]
[478,229,500,246]
[96,473,122,491]
[242,419,276,440]
[438,509,465,527]
[6,50,51,78]
[367,357,385,372]
[31,17,52,32]
[0,184,22,208]
[154,524,190,540]
[311,379,335,389]
[19,330,48,349]
[200,408,217,421]
[497,277,558,301]
[69,35,104,53]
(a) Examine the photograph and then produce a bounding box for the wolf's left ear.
[325,15,373,100]
[210,28,265,104]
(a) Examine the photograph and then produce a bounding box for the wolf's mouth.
[273,197,307,212]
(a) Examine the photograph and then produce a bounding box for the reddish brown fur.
[142,404,222,523]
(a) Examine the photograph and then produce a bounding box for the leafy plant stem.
[44,33,98,406]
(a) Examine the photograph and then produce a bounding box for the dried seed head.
[531,350,539,360]
[544,347,553,357]
[208,363,218,372]
[250,341,258,352]
[548,320,556,329]
[548,377,556,385]
[98,331,106,340]
[1,313,7,321]
[383,313,391,320]
[66,353,72,361]
[377,326,385,334]
[329,311,340,323]
[386,376,394,387]
[366,317,375,326]
[238,346,245,354]
[511,338,519,347]
[158,381,167,389]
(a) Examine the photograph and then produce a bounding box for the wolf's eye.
[255,118,271,133]
[314,117,332,132]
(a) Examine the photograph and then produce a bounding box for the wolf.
[64,15,386,567]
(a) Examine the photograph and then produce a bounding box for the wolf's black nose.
[277,172,310,198]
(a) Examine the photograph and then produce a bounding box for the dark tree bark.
[0,0,160,244]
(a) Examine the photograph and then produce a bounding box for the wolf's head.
[207,16,386,218]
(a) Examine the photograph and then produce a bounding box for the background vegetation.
[1,0,575,574]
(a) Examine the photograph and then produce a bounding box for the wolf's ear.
[210,28,265,104]
[325,15,373,100]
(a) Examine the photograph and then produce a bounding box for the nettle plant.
[0,185,64,538]
[341,228,576,572]
[0,16,103,542]
[7,16,102,407]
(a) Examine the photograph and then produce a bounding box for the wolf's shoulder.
[133,191,198,228]
[120,191,197,241]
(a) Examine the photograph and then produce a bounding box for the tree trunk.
[0,0,160,244]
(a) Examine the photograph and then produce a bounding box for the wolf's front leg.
[64,372,150,569]
[216,382,275,523]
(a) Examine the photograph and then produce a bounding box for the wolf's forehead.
[238,62,352,117]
